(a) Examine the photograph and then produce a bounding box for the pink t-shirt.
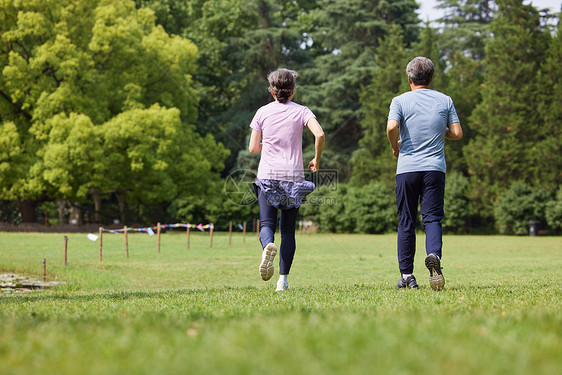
[250,101,316,181]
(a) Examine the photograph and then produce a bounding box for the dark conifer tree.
[464,0,551,220]
[351,24,409,188]
[533,23,562,193]
[436,0,495,60]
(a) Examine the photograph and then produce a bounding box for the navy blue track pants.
[396,171,445,274]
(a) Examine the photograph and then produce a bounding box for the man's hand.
[445,122,463,140]
[393,140,401,158]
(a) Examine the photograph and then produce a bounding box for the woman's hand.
[306,118,324,173]
[308,158,320,172]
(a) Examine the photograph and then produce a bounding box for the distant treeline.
[0,0,560,234]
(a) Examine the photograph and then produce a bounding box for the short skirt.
[253,178,316,210]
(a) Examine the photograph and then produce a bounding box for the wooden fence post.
[209,223,214,248]
[98,227,103,263]
[243,221,246,244]
[256,219,260,240]
[63,236,68,266]
[157,222,161,253]
[42,257,47,285]
[124,226,129,259]
[186,224,190,250]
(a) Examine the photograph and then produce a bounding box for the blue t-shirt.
[388,89,459,175]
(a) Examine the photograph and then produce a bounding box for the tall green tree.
[442,53,485,173]
[436,0,495,60]
[0,0,227,222]
[464,0,551,220]
[532,22,562,194]
[351,24,409,188]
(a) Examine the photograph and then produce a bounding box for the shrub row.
[300,173,561,235]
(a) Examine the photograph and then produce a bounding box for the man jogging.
[386,56,463,290]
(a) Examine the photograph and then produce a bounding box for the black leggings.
[257,189,299,275]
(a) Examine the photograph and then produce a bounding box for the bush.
[0,200,21,224]
[545,187,562,231]
[346,183,396,233]
[494,182,551,235]
[443,171,470,233]
[301,183,395,234]
[301,185,352,233]
[168,177,258,227]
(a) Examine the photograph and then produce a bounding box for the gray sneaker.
[425,253,445,291]
[397,275,419,289]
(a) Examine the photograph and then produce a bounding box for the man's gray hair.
[406,57,434,86]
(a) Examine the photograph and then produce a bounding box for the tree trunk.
[115,192,128,225]
[19,199,37,223]
[89,188,102,223]
[69,203,82,225]
[57,200,67,224]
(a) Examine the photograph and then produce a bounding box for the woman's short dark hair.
[267,68,298,103]
[406,57,434,86]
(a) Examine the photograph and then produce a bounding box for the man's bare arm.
[446,122,463,140]
[387,119,400,158]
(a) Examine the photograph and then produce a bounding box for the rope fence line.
[31,222,251,279]
[6,219,319,283]
[93,222,224,262]
[100,222,214,235]
[79,220,318,265]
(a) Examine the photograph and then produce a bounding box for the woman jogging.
[248,68,325,291]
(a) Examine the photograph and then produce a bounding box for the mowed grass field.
[0,231,560,375]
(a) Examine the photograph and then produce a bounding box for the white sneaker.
[275,277,289,292]
[259,243,277,281]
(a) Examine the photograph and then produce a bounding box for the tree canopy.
[1,0,560,233]
[0,0,227,223]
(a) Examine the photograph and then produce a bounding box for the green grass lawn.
[1,231,561,375]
